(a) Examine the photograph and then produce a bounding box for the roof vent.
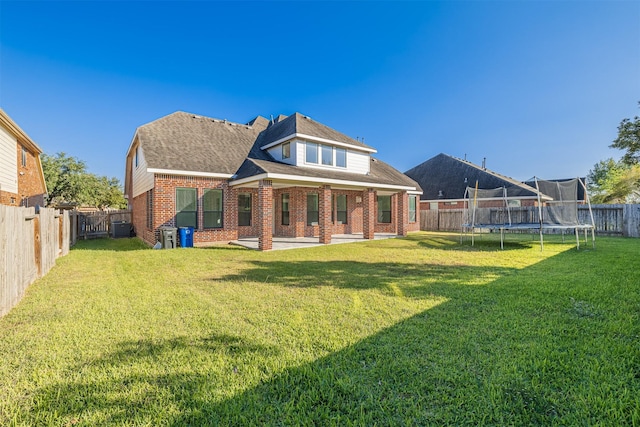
[438,190,444,198]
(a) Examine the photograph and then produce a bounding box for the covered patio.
[230,232,398,251]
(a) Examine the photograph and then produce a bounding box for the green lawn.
[0,232,638,426]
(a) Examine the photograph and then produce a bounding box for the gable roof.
[405,153,538,200]
[0,108,44,155]
[258,113,376,152]
[136,111,268,175]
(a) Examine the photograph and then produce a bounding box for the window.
[307,194,318,225]
[176,188,197,228]
[336,148,346,168]
[281,193,290,225]
[282,142,290,160]
[429,202,439,210]
[409,196,417,223]
[146,189,153,229]
[377,195,392,223]
[135,146,139,168]
[334,194,347,224]
[21,145,27,167]
[204,189,223,229]
[321,145,333,166]
[238,193,252,226]
[306,142,318,164]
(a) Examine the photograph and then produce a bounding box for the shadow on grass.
[23,244,636,426]
[72,237,152,252]
[213,260,514,297]
[401,232,544,251]
[28,333,279,425]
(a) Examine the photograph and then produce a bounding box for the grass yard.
[0,232,638,426]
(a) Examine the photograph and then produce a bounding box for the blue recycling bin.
[178,226,194,248]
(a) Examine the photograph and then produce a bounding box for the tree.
[41,152,127,209]
[588,104,640,204]
[610,102,640,166]
[587,159,640,204]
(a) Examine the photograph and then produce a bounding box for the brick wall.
[0,190,19,206]
[374,193,397,234]
[132,174,419,247]
[1,144,47,207]
[272,187,367,238]
[257,180,273,250]
[133,175,245,246]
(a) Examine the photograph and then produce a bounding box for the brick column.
[258,180,273,251]
[363,188,375,240]
[396,190,408,237]
[293,190,305,238]
[319,185,332,244]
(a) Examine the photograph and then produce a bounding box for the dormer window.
[321,145,333,166]
[282,142,290,159]
[306,142,318,164]
[336,148,346,168]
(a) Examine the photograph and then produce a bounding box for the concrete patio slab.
[230,233,398,251]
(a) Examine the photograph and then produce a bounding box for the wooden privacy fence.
[71,209,132,241]
[420,204,640,238]
[1,205,70,317]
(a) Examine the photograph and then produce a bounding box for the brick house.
[0,109,47,207]
[405,153,540,211]
[124,112,422,250]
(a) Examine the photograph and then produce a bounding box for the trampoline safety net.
[461,177,595,250]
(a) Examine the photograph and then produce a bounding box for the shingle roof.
[259,113,375,151]
[235,156,421,190]
[133,111,416,190]
[137,111,268,175]
[405,153,538,200]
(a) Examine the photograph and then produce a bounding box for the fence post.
[33,214,42,277]
[623,204,640,238]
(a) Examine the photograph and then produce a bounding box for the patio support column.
[396,190,408,237]
[319,185,332,244]
[258,179,273,251]
[293,190,305,238]
[363,188,375,240]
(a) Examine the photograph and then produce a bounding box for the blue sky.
[1,1,639,184]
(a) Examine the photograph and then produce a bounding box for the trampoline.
[461,178,595,250]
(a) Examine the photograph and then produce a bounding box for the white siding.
[264,138,373,175]
[0,124,18,194]
[266,140,297,165]
[345,150,370,174]
[131,146,154,198]
[293,139,371,175]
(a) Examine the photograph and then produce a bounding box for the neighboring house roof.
[0,108,48,197]
[258,113,376,152]
[405,153,538,200]
[0,108,44,155]
[136,112,269,175]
